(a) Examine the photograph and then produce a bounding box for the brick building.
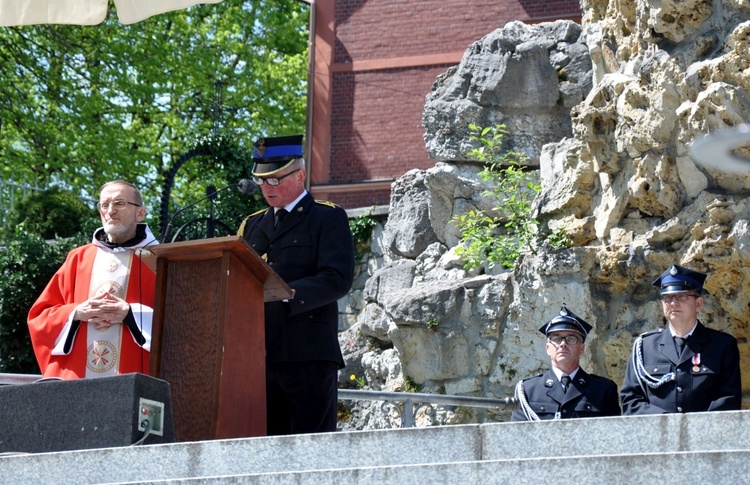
[304,0,581,209]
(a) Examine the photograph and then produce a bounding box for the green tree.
[0,0,309,207]
[3,187,96,241]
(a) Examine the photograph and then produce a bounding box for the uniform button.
[540,406,545,411]
[653,368,658,372]
[677,407,683,412]
[677,387,683,392]
[299,300,305,305]
[586,405,591,410]
[676,368,682,373]
[270,262,274,266]
[269,244,274,249]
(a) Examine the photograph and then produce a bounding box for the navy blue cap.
[538,306,592,342]
[252,135,304,176]
[652,264,706,295]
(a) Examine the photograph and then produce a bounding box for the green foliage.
[425,316,439,331]
[164,134,267,241]
[403,375,421,393]
[0,232,79,373]
[349,213,378,262]
[3,187,96,242]
[349,373,367,388]
[497,362,518,381]
[546,228,572,249]
[337,401,353,422]
[453,124,542,270]
[0,0,309,204]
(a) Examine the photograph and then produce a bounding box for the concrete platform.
[1,411,749,484]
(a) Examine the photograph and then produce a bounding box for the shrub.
[349,212,378,262]
[0,232,81,373]
[3,187,95,242]
[453,124,541,270]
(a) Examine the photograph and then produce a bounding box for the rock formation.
[339,3,750,429]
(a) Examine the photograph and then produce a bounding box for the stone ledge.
[2,411,750,484]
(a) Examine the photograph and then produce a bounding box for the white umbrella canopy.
[0,0,223,26]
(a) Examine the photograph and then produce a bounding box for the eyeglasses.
[97,200,141,212]
[548,335,582,345]
[251,169,300,186]
[661,293,698,303]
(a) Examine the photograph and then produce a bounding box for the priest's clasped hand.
[74,292,131,330]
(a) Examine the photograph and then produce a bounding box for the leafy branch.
[452,124,543,270]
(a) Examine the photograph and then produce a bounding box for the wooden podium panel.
[148,236,292,441]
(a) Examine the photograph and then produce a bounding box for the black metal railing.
[339,389,517,428]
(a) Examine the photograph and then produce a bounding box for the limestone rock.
[382,170,438,260]
[423,20,592,164]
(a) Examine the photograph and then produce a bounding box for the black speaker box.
[0,373,174,454]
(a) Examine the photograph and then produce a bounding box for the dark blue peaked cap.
[653,264,707,294]
[538,306,592,342]
[252,135,304,176]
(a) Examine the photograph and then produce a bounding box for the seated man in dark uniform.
[512,306,621,421]
[620,264,741,414]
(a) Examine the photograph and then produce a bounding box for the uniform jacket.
[239,193,354,367]
[620,321,741,415]
[511,367,621,421]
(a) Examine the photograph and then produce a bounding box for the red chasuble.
[28,243,156,379]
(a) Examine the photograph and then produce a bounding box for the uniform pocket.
[643,363,673,377]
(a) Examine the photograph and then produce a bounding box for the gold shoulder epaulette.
[315,200,339,209]
[237,208,270,235]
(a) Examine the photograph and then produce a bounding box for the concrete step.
[2,410,750,484]
[116,449,750,484]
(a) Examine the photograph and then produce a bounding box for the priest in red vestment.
[28,180,158,379]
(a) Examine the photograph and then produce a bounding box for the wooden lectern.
[147,235,293,441]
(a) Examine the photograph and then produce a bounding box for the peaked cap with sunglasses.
[251,135,304,177]
[538,306,593,342]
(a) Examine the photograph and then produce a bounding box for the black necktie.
[561,375,571,394]
[674,336,687,356]
[274,208,287,229]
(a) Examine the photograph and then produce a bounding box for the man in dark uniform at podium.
[238,135,355,435]
[621,264,741,414]
[512,306,621,421]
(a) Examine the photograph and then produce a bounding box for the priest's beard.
[103,221,133,243]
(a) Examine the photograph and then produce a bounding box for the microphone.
[238,178,258,195]
[160,180,257,243]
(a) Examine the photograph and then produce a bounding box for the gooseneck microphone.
[238,178,258,196]
[160,179,257,243]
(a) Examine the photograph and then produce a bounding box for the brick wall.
[322,0,582,209]
[326,188,391,208]
[330,66,451,184]
[334,0,580,63]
